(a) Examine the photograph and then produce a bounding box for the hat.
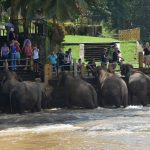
[10,28,14,31]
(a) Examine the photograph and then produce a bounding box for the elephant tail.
[89,85,98,108]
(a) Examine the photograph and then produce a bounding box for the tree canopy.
[0,0,150,41]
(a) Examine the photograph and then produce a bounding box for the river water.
[0,106,150,150]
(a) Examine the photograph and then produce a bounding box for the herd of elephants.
[0,64,150,114]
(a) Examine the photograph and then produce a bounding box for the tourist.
[77,58,82,73]
[48,52,58,73]
[143,42,150,68]
[1,43,9,70]
[8,27,16,43]
[10,40,17,70]
[57,50,65,71]
[101,48,108,69]
[64,50,71,71]
[15,40,21,65]
[32,45,39,72]
[22,39,33,70]
[86,58,96,76]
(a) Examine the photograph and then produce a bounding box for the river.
[0,106,150,150]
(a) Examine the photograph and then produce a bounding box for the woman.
[22,39,32,70]
[1,43,9,70]
[143,42,150,68]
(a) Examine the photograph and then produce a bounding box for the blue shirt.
[48,54,57,65]
[10,45,16,53]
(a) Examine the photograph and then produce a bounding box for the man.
[48,52,58,73]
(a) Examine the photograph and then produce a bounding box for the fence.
[119,28,140,41]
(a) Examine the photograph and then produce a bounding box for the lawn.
[63,35,119,43]
[63,35,138,67]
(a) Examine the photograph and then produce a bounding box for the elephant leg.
[141,95,149,106]
[122,95,128,108]
[65,93,72,109]
[101,98,105,107]
[115,100,121,108]
[128,92,133,105]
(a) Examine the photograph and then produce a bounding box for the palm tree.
[10,0,90,36]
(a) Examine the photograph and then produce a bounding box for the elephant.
[0,71,21,113]
[9,81,42,113]
[57,72,98,109]
[120,64,150,106]
[97,67,128,108]
[0,71,43,113]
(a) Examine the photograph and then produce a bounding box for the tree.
[129,0,150,42]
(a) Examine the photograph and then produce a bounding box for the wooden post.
[30,58,33,71]
[44,64,52,85]
[138,52,143,69]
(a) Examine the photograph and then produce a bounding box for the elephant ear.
[1,71,9,86]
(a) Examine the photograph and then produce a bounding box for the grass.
[120,41,138,67]
[63,35,138,66]
[63,35,119,43]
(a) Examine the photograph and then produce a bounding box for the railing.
[50,63,94,79]
[0,58,32,69]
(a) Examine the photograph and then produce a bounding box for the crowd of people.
[48,48,73,75]
[85,43,124,75]
[47,43,124,77]
[0,27,39,72]
[4,27,150,76]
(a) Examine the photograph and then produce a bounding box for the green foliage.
[47,21,65,51]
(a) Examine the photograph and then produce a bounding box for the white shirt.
[33,48,39,59]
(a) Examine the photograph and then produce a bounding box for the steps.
[84,42,119,61]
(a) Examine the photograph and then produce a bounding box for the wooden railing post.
[30,58,33,71]
[138,52,143,69]
[44,63,52,85]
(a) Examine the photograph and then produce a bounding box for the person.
[22,39,33,70]
[112,46,119,70]
[77,58,82,74]
[86,58,96,76]
[64,50,71,71]
[68,48,72,65]
[101,48,108,69]
[8,28,15,43]
[57,50,65,71]
[1,43,9,70]
[143,42,150,68]
[32,44,39,72]
[48,52,58,73]
[10,40,17,70]
[14,40,21,65]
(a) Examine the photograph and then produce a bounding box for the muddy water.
[0,106,150,150]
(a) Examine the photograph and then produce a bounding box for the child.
[32,45,39,72]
